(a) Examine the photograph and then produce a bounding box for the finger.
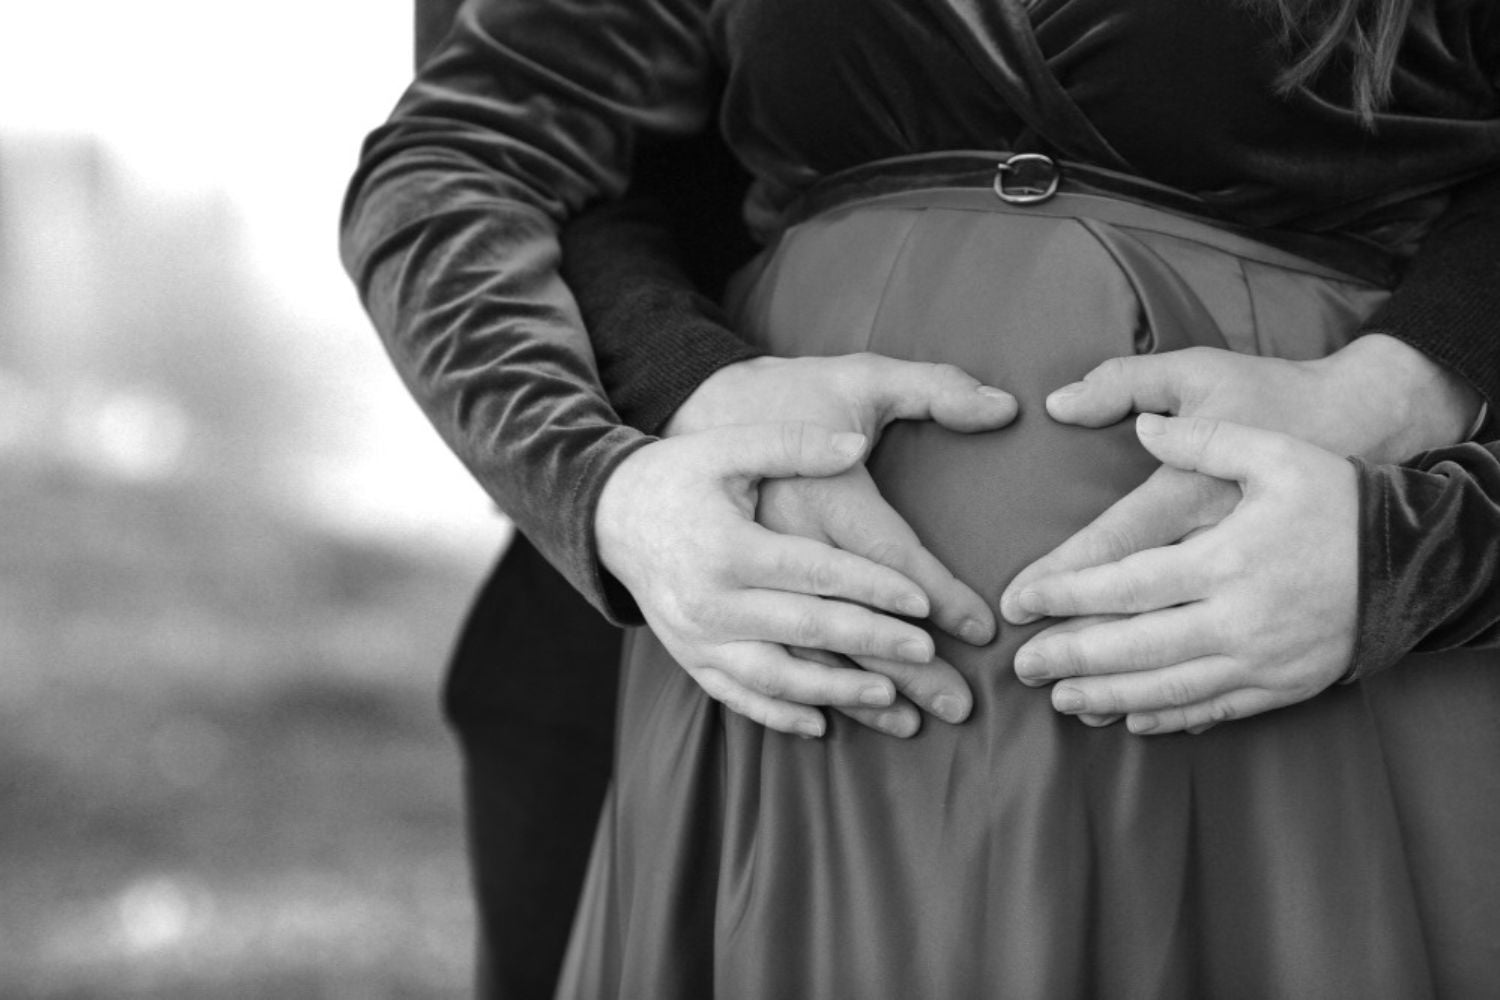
[1008,542,1211,620]
[1000,466,1237,624]
[852,652,973,725]
[692,665,827,738]
[836,700,923,738]
[854,355,1019,432]
[1126,688,1282,736]
[825,472,995,644]
[727,591,936,664]
[1026,608,1131,731]
[1000,616,1124,726]
[706,422,867,481]
[789,646,923,738]
[739,531,930,619]
[1013,605,1218,685]
[1049,656,1240,718]
[787,648,921,738]
[715,643,897,710]
[1044,353,1190,427]
[1135,413,1297,487]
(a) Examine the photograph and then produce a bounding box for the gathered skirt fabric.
[557,186,1500,999]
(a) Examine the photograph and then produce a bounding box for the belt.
[778,151,1401,289]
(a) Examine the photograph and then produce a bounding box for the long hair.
[1246,0,1416,122]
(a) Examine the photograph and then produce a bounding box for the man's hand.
[599,422,949,738]
[606,353,1017,738]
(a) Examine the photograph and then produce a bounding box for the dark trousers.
[446,534,620,999]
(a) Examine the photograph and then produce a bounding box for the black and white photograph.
[5,0,1500,997]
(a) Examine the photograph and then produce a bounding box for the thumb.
[1135,413,1288,485]
[707,422,867,481]
[1046,354,1187,427]
[862,357,1018,433]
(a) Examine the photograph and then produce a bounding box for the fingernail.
[897,638,933,664]
[898,593,929,618]
[1014,648,1045,684]
[1136,413,1166,437]
[831,431,867,459]
[999,593,1038,625]
[958,617,992,645]
[976,385,1012,400]
[1052,686,1084,713]
[860,685,895,707]
[1016,590,1044,615]
[797,718,826,739]
[1129,715,1159,734]
[1048,382,1086,401]
[876,709,918,738]
[932,694,969,724]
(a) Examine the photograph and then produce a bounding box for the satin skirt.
[557,186,1500,999]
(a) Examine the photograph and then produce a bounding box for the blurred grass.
[0,456,496,998]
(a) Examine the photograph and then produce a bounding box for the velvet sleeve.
[340,0,716,623]
[1350,444,1500,678]
[1346,172,1500,675]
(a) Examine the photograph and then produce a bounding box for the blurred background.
[0,2,509,995]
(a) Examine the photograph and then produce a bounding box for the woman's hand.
[1007,415,1358,735]
[603,353,1017,738]
[999,336,1479,729]
[754,465,990,736]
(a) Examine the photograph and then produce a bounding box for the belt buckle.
[993,153,1060,205]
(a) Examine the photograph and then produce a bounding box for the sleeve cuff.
[1345,444,1500,681]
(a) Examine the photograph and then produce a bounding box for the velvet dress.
[343,0,1500,996]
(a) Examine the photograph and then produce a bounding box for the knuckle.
[1157,676,1198,708]
[1187,417,1220,457]
[1114,572,1147,611]
[1091,522,1138,562]
[1092,355,1130,384]
[748,669,787,699]
[861,536,906,569]
[1092,687,1126,716]
[1122,629,1164,670]
[791,609,828,648]
[931,362,969,385]
[672,591,713,629]
[1048,636,1083,674]
[805,557,840,595]
[780,421,810,462]
[1208,698,1238,724]
[847,352,881,381]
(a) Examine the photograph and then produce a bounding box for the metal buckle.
[993,153,1060,204]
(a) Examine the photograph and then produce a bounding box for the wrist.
[1315,333,1482,462]
[593,442,656,590]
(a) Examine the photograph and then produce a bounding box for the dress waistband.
[778,152,1400,289]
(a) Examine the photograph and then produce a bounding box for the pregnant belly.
[728,188,1384,680]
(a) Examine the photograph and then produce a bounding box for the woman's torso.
[704,0,1500,247]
